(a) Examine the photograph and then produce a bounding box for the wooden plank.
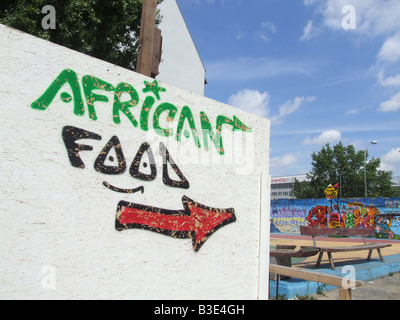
[270,244,295,280]
[270,257,291,280]
[339,288,352,300]
[269,264,364,288]
[151,27,162,78]
[300,226,392,269]
[276,245,296,250]
[319,243,391,252]
[136,0,157,77]
[300,225,374,237]
[313,244,391,269]
[270,246,319,258]
[377,248,385,262]
[270,264,361,300]
[327,252,335,269]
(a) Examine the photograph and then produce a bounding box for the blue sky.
[176,0,400,178]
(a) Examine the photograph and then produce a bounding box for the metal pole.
[364,141,377,198]
[364,146,368,198]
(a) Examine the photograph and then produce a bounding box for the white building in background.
[271,174,308,200]
[271,174,400,200]
[156,0,206,96]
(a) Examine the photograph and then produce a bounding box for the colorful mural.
[271,198,400,240]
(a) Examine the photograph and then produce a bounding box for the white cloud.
[319,0,400,36]
[303,0,319,6]
[270,154,298,170]
[261,21,277,33]
[376,37,400,112]
[303,0,400,44]
[301,20,313,41]
[379,91,400,112]
[257,21,277,42]
[303,129,342,145]
[228,90,316,123]
[377,32,400,63]
[270,153,300,176]
[228,89,270,118]
[345,108,359,116]
[271,96,317,124]
[380,147,400,173]
[192,0,231,5]
[205,56,311,82]
[300,20,321,41]
[304,1,400,112]
[236,21,277,43]
[235,31,245,40]
[378,72,400,88]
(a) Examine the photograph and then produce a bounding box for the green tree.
[291,179,315,199]
[0,0,163,70]
[293,142,397,199]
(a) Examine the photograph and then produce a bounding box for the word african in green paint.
[31,69,252,155]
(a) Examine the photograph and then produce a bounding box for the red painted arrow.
[115,196,236,252]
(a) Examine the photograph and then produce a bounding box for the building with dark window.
[271,174,400,200]
[271,174,308,200]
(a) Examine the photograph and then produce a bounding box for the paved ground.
[309,271,400,300]
[271,233,400,269]
[271,233,400,300]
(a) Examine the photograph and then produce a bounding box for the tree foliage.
[292,142,397,199]
[0,0,163,70]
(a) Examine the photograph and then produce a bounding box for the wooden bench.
[300,226,392,269]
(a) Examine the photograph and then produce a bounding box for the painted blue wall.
[271,198,400,239]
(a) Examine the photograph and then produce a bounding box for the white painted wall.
[157,0,206,96]
[0,24,270,299]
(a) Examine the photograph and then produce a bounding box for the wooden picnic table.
[300,226,392,269]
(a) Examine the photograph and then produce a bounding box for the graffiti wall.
[271,198,400,240]
[0,24,270,299]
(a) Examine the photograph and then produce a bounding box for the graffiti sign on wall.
[116,196,236,252]
[1,23,271,299]
[324,183,339,200]
[271,198,400,240]
[30,69,253,251]
[31,69,252,156]
[271,202,307,233]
